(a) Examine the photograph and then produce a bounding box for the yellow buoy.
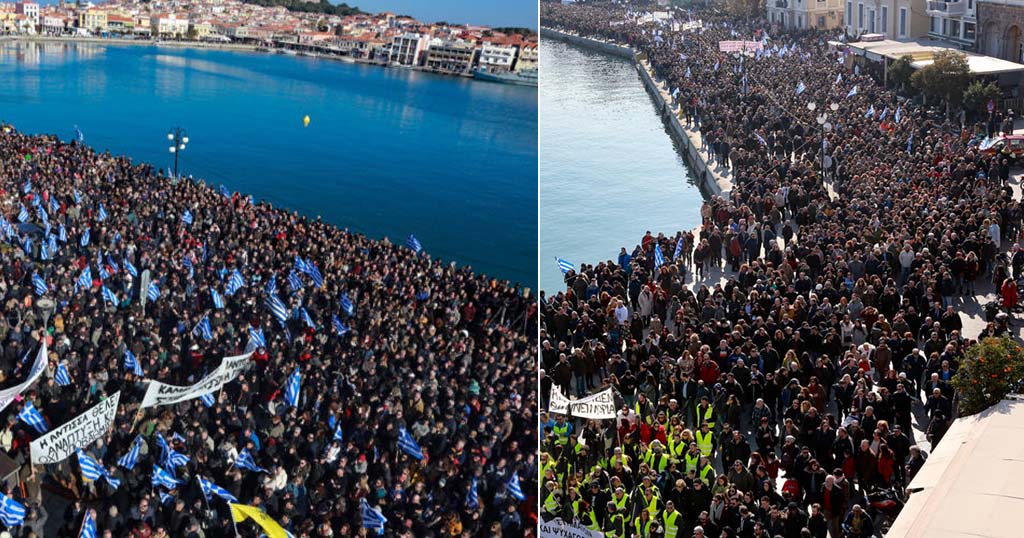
[303,115,310,128]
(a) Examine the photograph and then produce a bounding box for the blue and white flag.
[332,315,349,336]
[73,190,82,205]
[248,327,266,349]
[117,436,143,470]
[124,258,137,278]
[151,465,183,489]
[865,105,875,118]
[17,401,47,433]
[846,85,857,98]
[340,293,355,316]
[80,227,90,247]
[105,255,119,274]
[211,288,225,309]
[98,264,110,281]
[147,282,160,302]
[0,492,26,528]
[835,72,842,85]
[397,427,424,460]
[507,473,526,501]
[265,295,289,327]
[199,477,238,503]
[55,363,72,386]
[305,260,323,288]
[674,237,684,259]
[22,237,32,256]
[287,270,303,291]
[159,492,174,505]
[182,210,193,225]
[124,350,144,377]
[77,450,120,490]
[406,234,422,253]
[194,317,213,341]
[225,270,245,296]
[79,510,97,538]
[879,106,889,121]
[17,205,29,223]
[32,274,47,296]
[75,125,84,143]
[654,245,664,269]
[101,286,117,305]
[795,81,806,95]
[200,393,215,408]
[23,180,31,194]
[234,448,266,473]
[894,106,902,123]
[284,368,301,407]
[59,224,67,242]
[96,204,108,222]
[360,498,387,530]
[219,185,230,198]
[556,257,575,275]
[332,426,344,443]
[300,308,315,329]
[465,478,479,509]
[77,267,92,290]
[264,275,277,295]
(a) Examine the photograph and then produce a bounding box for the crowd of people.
[0,124,538,537]
[540,1,1020,537]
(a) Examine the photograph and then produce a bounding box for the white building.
[479,41,517,72]
[390,33,426,66]
[42,15,66,35]
[150,13,189,38]
[15,2,39,28]
[845,0,930,39]
[926,0,977,46]
[768,0,845,30]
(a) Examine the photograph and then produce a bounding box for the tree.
[911,50,970,117]
[887,55,913,92]
[186,27,198,41]
[952,337,1024,416]
[962,80,1002,119]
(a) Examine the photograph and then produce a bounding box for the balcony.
[926,0,966,16]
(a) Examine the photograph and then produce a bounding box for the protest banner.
[0,342,48,414]
[31,391,120,464]
[539,517,603,538]
[547,386,617,419]
[140,352,252,408]
[548,385,571,415]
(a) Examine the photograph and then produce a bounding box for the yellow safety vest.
[585,510,601,532]
[604,513,625,538]
[663,510,681,538]
[553,423,570,445]
[684,452,700,473]
[699,464,715,486]
[696,430,714,457]
[697,404,715,427]
[648,451,668,472]
[613,493,629,511]
[544,491,559,514]
[644,495,660,517]
[634,517,654,538]
[636,401,652,424]
[668,435,687,459]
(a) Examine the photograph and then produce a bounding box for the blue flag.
[556,257,575,275]
[284,368,301,407]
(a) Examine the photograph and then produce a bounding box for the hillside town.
[0,0,538,77]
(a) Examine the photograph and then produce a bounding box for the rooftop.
[848,38,1024,75]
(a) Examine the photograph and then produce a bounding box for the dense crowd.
[0,124,538,538]
[539,1,1019,537]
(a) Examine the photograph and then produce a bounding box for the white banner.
[539,518,603,538]
[31,391,120,464]
[547,387,617,419]
[140,352,252,408]
[548,385,571,415]
[0,342,49,414]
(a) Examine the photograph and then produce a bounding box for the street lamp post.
[167,127,189,179]
[807,102,839,178]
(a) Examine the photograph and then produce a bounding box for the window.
[819,16,827,27]
[942,18,948,36]
[968,0,973,9]
[965,22,976,41]
[900,8,907,36]
[881,6,888,35]
[869,10,875,32]
[847,1,853,26]
[951,19,960,38]
[859,4,864,28]
[931,16,938,33]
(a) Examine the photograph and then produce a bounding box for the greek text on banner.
[140,352,252,408]
[31,391,121,465]
[539,517,603,538]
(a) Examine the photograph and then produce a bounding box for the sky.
[348,0,537,29]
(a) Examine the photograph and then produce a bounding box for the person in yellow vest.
[632,506,656,538]
[553,415,573,446]
[695,422,715,458]
[604,502,627,538]
[610,446,632,469]
[698,455,716,486]
[667,425,689,462]
[638,486,664,519]
[611,486,630,514]
[542,480,562,518]
[696,396,715,429]
[661,500,682,538]
[683,442,702,474]
[564,486,582,521]
[635,392,656,425]
[578,499,602,534]
[644,440,670,473]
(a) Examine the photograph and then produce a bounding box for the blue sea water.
[539,39,703,293]
[0,41,538,287]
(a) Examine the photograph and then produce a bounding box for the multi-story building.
[390,33,426,65]
[479,40,517,72]
[767,0,845,30]
[190,20,214,39]
[423,39,477,74]
[107,14,135,33]
[42,14,67,34]
[78,8,106,33]
[977,0,1024,62]
[515,43,538,71]
[845,0,929,39]
[151,13,189,38]
[15,2,38,29]
[926,0,977,46]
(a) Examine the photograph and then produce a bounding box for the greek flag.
[151,465,183,489]
[80,227,90,247]
[97,204,107,222]
[182,210,193,225]
[165,448,189,469]
[0,492,26,528]
[17,401,48,433]
[23,180,31,194]
[249,327,266,349]
[556,257,575,275]
[847,85,858,98]
[102,286,117,305]
[77,267,92,290]
[406,234,422,253]
[49,196,59,213]
[147,282,160,302]
[77,450,120,490]
[200,393,215,407]
[117,436,142,470]
[865,105,875,118]
[219,185,230,198]
[397,427,424,460]
[98,264,110,281]
[795,81,806,95]
[32,274,47,296]
[225,270,245,296]
[55,363,72,386]
[284,368,301,407]
[22,237,32,256]
[59,224,67,242]
[194,317,213,341]
[73,190,82,205]
[0,219,13,239]
[507,473,526,501]
[332,315,349,335]
[340,293,355,316]
[200,477,238,503]
[360,498,387,530]
[37,206,48,224]
[300,308,315,329]
[46,235,57,257]
[265,295,289,327]
[835,72,842,84]
[306,261,323,288]
[333,426,344,443]
[124,350,144,377]
[79,510,97,538]
[879,106,889,121]
[895,106,902,123]
[17,205,29,223]
[211,289,225,309]
[264,275,277,295]
[288,270,303,291]
[106,255,119,274]
[654,245,665,268]
[674,237,684,259]
[75,125,84,143]
[234,448,266,473]
[124,259,137,278]
[465,478,479,509]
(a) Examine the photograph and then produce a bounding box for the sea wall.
[541,27,731,198]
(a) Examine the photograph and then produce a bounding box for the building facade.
[479,41,517,72]
[767,0,845,30]
[977,0,1024,62]
[926,0,977,46]
[423,39,477,74]
[515,43,538,71]
[15,2,38,29]
[390,33,426,66]
[151,13,189,38]
[845,0,930,38]
[78,9,106,33]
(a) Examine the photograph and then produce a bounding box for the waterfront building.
[926,0,977,46]
[189,19,214,39]
[106,13,134,34]
[151,13,189,38]
[479,39,518,72]
[77,7,106,33]
[515,42,539,71]
[423,38,478,74]
[978,0,1024,62]
[767,0,845,30]
[390,32,427,66]
[845,0,930,38]
[14,1,37,28]
[42,14,67,34]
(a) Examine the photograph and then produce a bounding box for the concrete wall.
[541,27,730,198]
